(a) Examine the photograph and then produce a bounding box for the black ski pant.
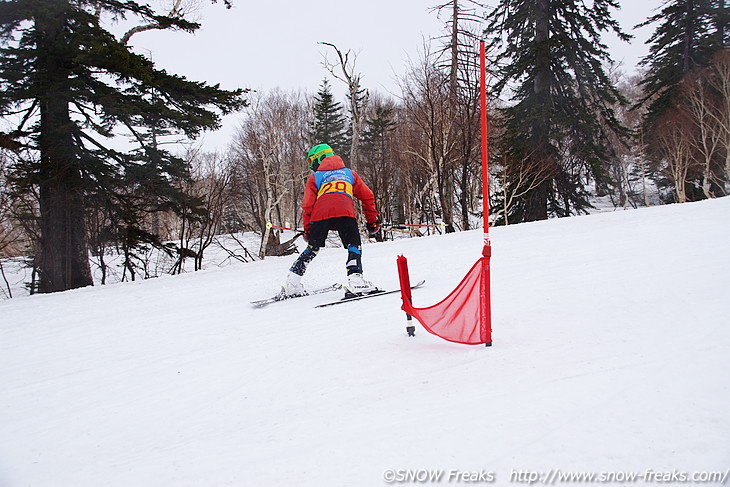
[290,217,362,277]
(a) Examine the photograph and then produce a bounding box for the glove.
[366,222,381,238]
[302,231,309,242]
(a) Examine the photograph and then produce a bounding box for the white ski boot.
[346,273,378,297]
[281,271,306,297]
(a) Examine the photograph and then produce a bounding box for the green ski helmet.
[307,143,334,171]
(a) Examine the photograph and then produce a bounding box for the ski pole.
[382,222,446,229]
[266,222,304,233]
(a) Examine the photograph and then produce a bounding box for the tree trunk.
[348,84,368,174]
[683,0,696,73]
[35,4,93,292]
[460,161,471,230]
[719,0,727,47]
[450,0,459,105]
[526,0,552,221]
[437,167,456,233]
[259,156,274,260]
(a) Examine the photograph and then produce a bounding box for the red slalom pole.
[480,40,493,347]
[480,41,490,247]
[397,255,416,338]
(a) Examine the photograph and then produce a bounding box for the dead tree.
[400,47,459,232]
[319,42,369,172]
[494,152,554,226]
[430,0,488,230]
[706,51,730,191]
[683,76,724,198]
[655,112,695,203]
[229,90,310,259]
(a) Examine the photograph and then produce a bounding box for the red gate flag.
[398,255,491,345]
[396,41,492,346]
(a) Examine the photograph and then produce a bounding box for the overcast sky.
[127,0,665,152]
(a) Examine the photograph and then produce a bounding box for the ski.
[251,283,342,308]
[314,279,425,308]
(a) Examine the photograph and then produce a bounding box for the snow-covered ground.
[1,198,729,487]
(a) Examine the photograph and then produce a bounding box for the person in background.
[282,143,381,297]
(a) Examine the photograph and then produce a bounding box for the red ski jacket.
[301,155,378,233]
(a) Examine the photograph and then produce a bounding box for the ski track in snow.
[1,198,729,486]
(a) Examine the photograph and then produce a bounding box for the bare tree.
[0,151,21,297]
[655,111,695,203]
[319,42,369,172]
[429,0,487,101]
[0,151,24,259]
[683,75,724,198]
[493,152,554,226]
[0,147,41,297]
[229,90,310,259]
[430,1,487,229]
[706,50,730,191]
[400,45,459,232]
[612,72,658,208]
[186,149,233,271]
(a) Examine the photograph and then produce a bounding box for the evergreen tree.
[0,0,245,293]
[637,0,729,201]
[485,0,630,222]
[637,0,722,126]
[361,102,397,226]
[362,105,397,163]
[718,0,730,46]
[310,79,348,159]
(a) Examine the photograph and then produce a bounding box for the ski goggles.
[307,147,334,168]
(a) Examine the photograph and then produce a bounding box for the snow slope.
[1,198,729,487]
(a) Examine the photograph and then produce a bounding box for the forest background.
[1,0,729,297]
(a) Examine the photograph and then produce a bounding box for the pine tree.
[360,103,397,220]
[485,0,630,222]
[362,105,397,164]
[637,0,729,201]
[718,0,730,46]
[310,79,348,160]
[0,0,245,293]
[637,0,721,126]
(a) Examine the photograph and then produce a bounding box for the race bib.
[315,169,355,198]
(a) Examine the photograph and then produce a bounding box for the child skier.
[282,143,380,297]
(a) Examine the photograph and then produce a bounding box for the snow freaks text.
[382,468,730,484]
[383,469,496,483]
